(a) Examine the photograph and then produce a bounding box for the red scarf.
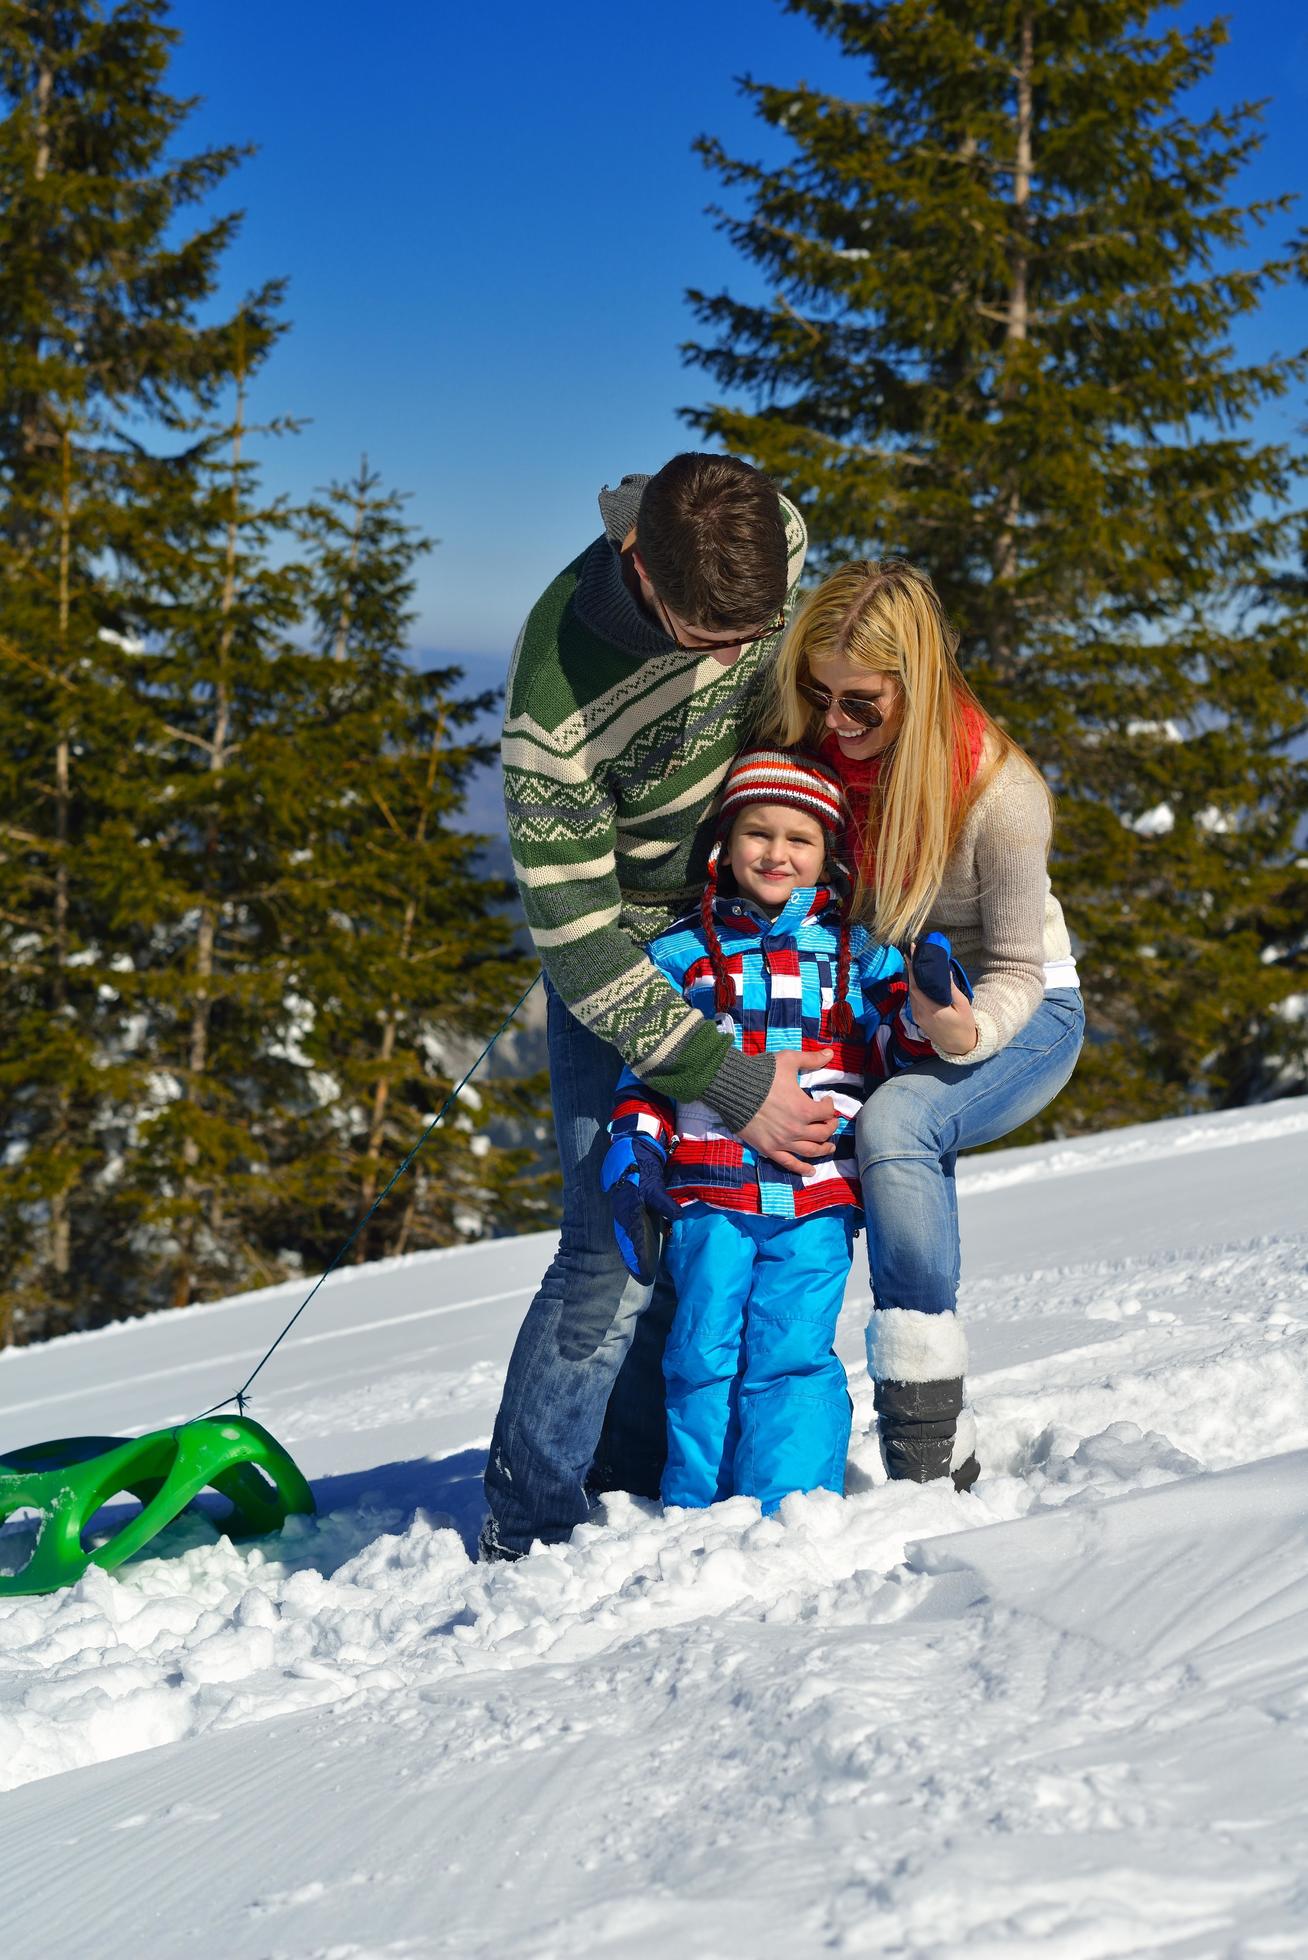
[819,700,987,890]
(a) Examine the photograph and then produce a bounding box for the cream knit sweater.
[925,750,1076,1065]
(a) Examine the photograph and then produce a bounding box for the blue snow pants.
[661,1208,856,1514]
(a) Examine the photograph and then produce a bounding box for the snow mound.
[0,1098,1306,1958]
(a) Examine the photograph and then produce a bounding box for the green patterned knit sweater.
[502,475,808,1132]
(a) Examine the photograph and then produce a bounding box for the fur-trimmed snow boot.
[866,1308,979,1493]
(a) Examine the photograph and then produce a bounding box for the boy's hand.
[601,1135,678,1284]
[738,1048,839,1176]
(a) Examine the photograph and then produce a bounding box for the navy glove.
[911,931,974,1006]
[601,1135,678,1284]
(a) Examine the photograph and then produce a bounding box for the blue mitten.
[601,1135,678,1284]
[911,931,974,1006]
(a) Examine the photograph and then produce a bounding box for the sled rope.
[195,971,543,1420]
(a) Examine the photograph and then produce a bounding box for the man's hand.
[737,1048,839,1176]
[908,975,978,1057]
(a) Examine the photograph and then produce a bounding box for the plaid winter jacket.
[609,885,924,1220]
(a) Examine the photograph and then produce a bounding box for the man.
[482,453,839,1560]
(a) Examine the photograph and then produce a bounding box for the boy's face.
[722,803,827,915]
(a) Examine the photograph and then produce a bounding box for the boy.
[603,750,914,1511]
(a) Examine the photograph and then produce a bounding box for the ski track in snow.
[1,1098,1306,1958]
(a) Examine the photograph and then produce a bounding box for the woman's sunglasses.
[795,678,885,730]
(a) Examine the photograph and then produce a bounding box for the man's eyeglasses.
[795,678,885,730]
[651,588,787,654]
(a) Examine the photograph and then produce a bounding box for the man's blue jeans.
[483,980,676,1555]
[856,990,1085,1319]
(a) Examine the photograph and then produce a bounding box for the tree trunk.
[49,423,73,1281]
[354,709,445,1261]
[330,459,367,662]
[173,355,245,1306]
[992,9,1033,676]
[18,53,53,464]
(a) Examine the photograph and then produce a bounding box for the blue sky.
[167,1,1308,675]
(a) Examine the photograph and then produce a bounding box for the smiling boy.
[602,749,910,1514]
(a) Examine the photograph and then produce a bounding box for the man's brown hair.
[635,452,788,632]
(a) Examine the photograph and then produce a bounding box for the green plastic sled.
[0,1416,316,1598]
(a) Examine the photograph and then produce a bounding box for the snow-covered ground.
[2,1099,1306,1959]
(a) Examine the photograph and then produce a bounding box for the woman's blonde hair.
[763,559,1051,945]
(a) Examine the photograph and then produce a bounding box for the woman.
[765,559,1084,1491]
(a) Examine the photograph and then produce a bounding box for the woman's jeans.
[857,990,1085,1322]
[483,980,676,1556]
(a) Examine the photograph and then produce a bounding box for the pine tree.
[274,462,556,1273]
[0,0,279,1339]
[684,0,1308,1130]
[0,385,121,1342]
[0,7,556,1346]
[111,316,314,1312]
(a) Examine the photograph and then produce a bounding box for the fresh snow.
[1,1098,1306,1958]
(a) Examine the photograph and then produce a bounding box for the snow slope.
[1,1099,1306,1958]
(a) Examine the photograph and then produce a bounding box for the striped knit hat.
[714,746,847,843]
[704,747,857,1038]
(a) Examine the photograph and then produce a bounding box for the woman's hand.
[908,973,979,1057]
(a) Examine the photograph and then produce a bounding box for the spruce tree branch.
[1,644,77,691]
[1257,719,1308,750]
[775,294,823,343]
[369,785,405,838]
[156,721,216,755]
